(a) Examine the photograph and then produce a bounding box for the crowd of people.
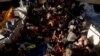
[0,0,97,56]
[21,1,89,56]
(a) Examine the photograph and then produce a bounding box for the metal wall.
[0,0,11,2]
[85,0,100,4]
[77,0,100,4]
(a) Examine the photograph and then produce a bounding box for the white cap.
[0,34,4,39]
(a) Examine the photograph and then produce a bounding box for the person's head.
[47,12,51,19]
[57,27,61,31]
[61,31,64,35]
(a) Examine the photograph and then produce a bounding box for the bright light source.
[87,25,100,45]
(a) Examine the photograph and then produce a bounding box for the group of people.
[0,0,97,56]
[21,1,90,56]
